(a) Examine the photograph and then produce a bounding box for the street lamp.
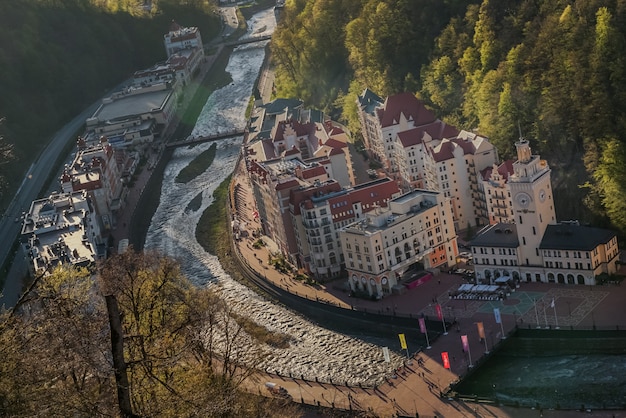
[492,383,497,403]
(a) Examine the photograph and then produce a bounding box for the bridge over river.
[225,34,272,47]
[166,129,246,149]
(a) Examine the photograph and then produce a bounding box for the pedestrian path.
[229,156,626,417]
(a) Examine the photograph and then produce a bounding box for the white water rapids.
[144,8,402,386]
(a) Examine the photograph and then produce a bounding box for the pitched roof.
[377,93,437,128]
[481,160,514,182]
[300,165,327,179]
[432,139,457,162]
[357,88,383,114]
[470,223,519,248]
[289,181,343,215]
[539,224,616,251]
[262,98,304,116]
[397,121,457,148]
[329,178,400,222]
[273,120,315,142]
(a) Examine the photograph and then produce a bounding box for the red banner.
[477,322,485,339]
[461,335,469,352]
[441,351,450,369]
[418,317,426,334]
[435,304,443,320]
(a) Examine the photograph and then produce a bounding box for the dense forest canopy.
[271,0,626,236]
[0,0,220,206]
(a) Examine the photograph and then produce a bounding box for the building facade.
[60,136,125,232]
[164,21,204,58]
[356,90,499,230]
[20,191,104,276]
[290,178,400,279]
[470,138,619,285]
[339,190,458,298]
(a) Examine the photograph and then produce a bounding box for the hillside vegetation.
[271,0,626,236]
[0,0,220,206]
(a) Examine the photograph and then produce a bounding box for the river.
[143,8,403,386]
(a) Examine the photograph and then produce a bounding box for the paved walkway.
[230,155,626,418]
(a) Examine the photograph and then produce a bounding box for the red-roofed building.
[290,178,400,279]
[394,121,455,191]
[164,21,204,58]
[59,136,124,231]
[429,131,499,230]
[357,90,437,174]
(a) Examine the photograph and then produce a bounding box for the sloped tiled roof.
[397,121,456,148]
[301,165,327,179]
[289,181,342,215]
[262,98,304,116]
[358,88,383,115]
[329,178,399,222]
[377,93,437,128]
[432,139,457,162]
[481,160,514,182]
[470,223,519,248]
[273,120,315,142]
[539,224,616,251]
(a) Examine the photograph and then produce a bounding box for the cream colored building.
[20,191,104,277]
[339,190,458,298]
[357,90,499,230]
[470,138,619,285]
[481,160,515,224]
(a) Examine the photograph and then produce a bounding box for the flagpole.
[534,298,541,328]
[552,299,559,329]
[483,335,489,354]
[467,344,473,368]
[544,302,549,329]
[441,307,448,335]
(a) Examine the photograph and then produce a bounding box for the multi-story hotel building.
[357,89,499,230]
[480,160,515,224]
[248,152,399,279]
[339,190,458,298]
[20,191,104,276]
[470,138,619,285]
[290,177,400,279]
[164,21,204,58]
[60,136,125,231]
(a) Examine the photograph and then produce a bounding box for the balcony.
[303,219,320,229]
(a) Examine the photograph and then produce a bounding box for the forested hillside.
[271,0,626,236]
[0,0,220,206]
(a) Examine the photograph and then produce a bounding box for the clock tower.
[508,138,556,267]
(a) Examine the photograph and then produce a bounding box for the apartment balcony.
[303,219,320,229]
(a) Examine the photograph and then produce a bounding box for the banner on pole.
[441,351,450,369]
[477,322,485,339]
[382,347,390,363]
[493,307,502,324]
[398,333,407,350]
[435,304,443,320]
[418,317,427,334]
[461,334,469,352]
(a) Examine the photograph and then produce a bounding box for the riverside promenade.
[229,155,626,418]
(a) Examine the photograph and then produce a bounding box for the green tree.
[593,138,626,232]
[0,253,303,417]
